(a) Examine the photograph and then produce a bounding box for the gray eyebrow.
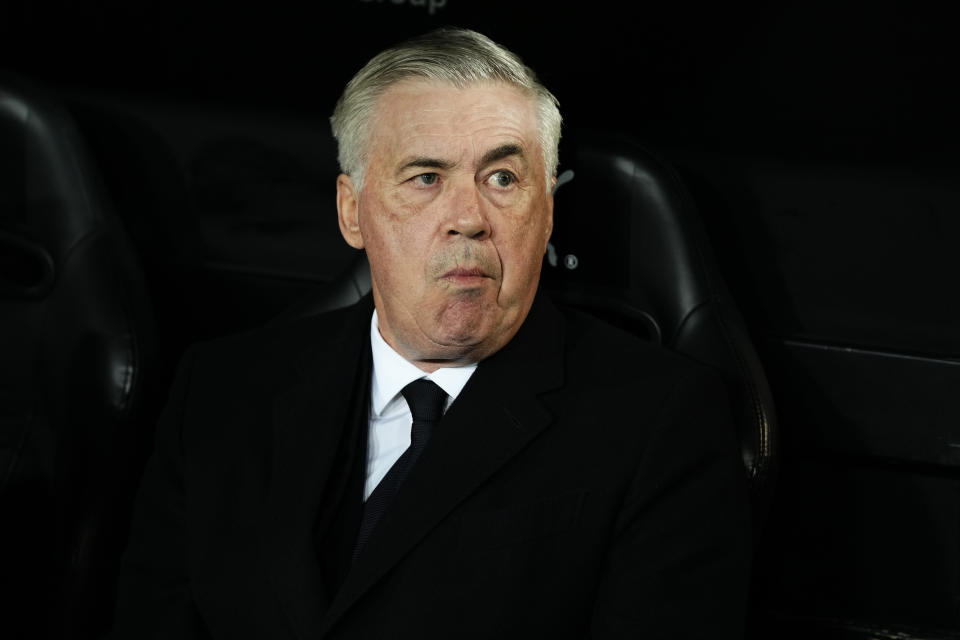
[398,157,456,173]
[480,144,524,167]
[396,144,524,175]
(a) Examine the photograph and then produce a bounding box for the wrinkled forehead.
[368,78,542,163]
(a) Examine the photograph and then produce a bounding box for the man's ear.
[337,174,364,249]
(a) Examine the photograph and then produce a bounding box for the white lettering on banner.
[359,0,448,15]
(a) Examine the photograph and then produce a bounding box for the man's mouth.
[441,267,489,285]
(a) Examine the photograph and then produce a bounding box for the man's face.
[336,79,554,371]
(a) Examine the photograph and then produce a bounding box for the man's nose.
[445,182,490,240]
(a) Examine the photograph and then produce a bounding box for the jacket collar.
[320,291,566,636]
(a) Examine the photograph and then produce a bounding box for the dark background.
[2,0,959,637]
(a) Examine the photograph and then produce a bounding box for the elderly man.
[111,28,751,639]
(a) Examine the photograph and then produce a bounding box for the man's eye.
[414,173,439,186]
[487,171,516,188]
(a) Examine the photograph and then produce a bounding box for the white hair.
[330,28,562,193]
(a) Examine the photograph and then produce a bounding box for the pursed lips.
[440,266,490,286]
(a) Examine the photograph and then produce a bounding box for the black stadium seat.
[0,77,156,639]
[543,131,777,519]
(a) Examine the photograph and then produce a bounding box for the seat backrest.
[0,77,155,639]
[542,131,777,514]
[272,130,777,519]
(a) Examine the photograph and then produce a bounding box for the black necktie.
[353,378,447,560]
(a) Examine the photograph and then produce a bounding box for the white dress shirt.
[365,310,477,500]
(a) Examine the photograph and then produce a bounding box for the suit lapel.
[260,298,373,640]
[319,293,566,636]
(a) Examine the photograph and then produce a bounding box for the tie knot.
[401,379,447,424]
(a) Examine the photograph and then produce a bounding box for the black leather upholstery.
[0,78,155,639]
[270,249,372,324]
[271,131,777,520]
[543,131,777,514]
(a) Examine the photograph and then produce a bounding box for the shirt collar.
[369,309,478,418]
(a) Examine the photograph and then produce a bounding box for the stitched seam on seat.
[712,304,772,482]
[668,166,773,484]
[679,298,771,484]
[48,225,143,417]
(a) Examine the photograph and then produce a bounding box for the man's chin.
[431,314,523,362]
[434,303,501,341]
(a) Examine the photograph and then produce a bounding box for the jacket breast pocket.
[457,490,588,550]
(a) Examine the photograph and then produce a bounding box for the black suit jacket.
[111,293,752,639]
